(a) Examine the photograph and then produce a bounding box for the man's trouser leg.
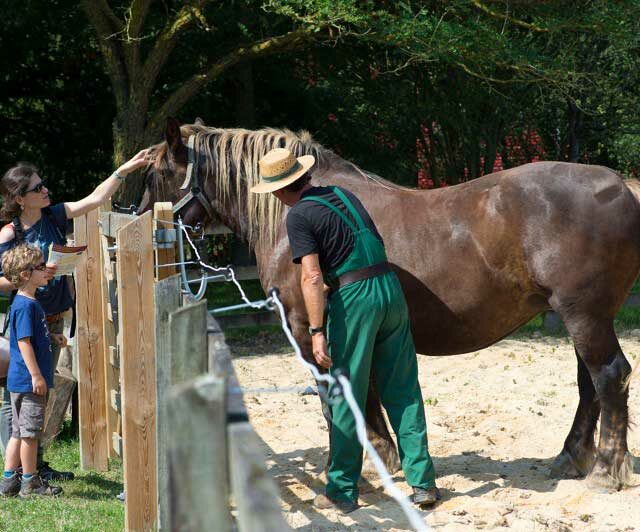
[325,285,381,503]
[373,274,436,489]
[0,385,12,456]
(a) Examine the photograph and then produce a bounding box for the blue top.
[0,203,73,315]
[7,295,54,392]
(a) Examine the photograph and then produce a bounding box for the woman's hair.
[0,162,39,222]
[1,243,43,288]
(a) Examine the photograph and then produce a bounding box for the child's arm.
[17,338,47,396]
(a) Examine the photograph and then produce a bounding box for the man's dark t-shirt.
[285,186,383,272]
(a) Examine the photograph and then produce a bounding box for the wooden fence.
[74,203,289,531]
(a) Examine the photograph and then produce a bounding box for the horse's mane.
[155,124,407,244]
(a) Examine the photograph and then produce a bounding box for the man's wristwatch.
[309,326,325,336]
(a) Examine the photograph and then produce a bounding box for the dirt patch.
[232,331,640,531]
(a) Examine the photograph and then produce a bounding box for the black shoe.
[313,493,359,514]
[19,475,63,497]
[412,486,441,507]
[0,473,21,497]
[39,461,75,482]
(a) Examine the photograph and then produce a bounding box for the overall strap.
[300,196,359,233]
[332,187,367,231]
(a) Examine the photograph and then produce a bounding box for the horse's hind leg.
[560,313,633,489]
[550,348,599,478]
[363,371,401,474]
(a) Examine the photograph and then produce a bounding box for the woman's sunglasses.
[31,262,47,272]
[24,180,47,194]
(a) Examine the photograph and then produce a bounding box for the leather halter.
[172,134,216,221]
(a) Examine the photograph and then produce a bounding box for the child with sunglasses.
[0,244,64,497]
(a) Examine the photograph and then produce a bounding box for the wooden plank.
[154,202,177,281]
[116,211,157,532]
[100,212,138,239]
[154,275,181,532]
[167,376,232,532]
[229,422,291,532]
[99,202,120,460]
[41,372,77,448]
[207,314,248,422]
[75,211,109,471]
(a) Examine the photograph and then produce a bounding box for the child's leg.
[3,437,21,472]
[20,438,37,475]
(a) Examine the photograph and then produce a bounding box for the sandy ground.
[232,331,640,531]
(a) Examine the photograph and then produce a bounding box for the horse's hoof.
[549,450,587,479]
[587,453,635,491]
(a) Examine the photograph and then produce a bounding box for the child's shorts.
[10,392,46,439]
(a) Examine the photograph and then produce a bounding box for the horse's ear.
[194,117,205,126]
[165,117,183,152]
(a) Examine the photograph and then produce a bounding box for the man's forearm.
[301,274,325,328]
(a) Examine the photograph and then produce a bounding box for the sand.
[232,331,640,531]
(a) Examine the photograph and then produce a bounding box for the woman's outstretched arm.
[64,149,151,219]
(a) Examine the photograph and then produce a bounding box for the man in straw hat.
[251,148,439,513]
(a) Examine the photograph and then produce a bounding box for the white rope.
[172,216,431,532]
[270,292,430,532]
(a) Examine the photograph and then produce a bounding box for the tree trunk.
[113,104,150,207]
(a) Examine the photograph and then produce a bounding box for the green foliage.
[0,421,124,532]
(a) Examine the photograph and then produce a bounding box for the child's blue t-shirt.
[0,204,73,315]
[7,295,54,392]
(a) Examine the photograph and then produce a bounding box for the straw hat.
[250,148,315,194]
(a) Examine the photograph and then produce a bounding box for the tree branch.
[471,0,549,33]
[146,28,316,139]
[81,0,129,108]
[127,0,154,39]
[140,2,207,96]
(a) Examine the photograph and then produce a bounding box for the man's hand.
[32,373,47,396]
[312,333,332,369]
[50,333,67,347]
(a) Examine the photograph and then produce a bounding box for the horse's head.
[138,117,211,228]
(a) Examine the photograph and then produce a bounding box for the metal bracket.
[154,228,177,249]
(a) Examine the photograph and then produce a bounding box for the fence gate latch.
[154,228,177,249]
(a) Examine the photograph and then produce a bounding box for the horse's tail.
[624,178,640,205]
[623,178,640,391]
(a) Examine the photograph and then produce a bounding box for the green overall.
[301,187,436,503]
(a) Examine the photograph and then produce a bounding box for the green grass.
[0,421,124,532]
[204,279,267,315]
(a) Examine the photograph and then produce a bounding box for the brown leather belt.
[328,261,391,293]
[46,312,65,324]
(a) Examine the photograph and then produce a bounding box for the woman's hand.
[45,262,57,280]
[116,148,153,177]
[50,333,67,348]
[32,373,48,396]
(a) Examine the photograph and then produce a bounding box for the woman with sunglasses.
[0,150,150,482]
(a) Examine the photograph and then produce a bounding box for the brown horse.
[140,117,639,490]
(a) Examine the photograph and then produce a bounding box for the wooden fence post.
[155,274,181,531]
[229,422,292,532]
[154,202,176,281]
[167,375,232,532]
[116,211,157,531]
[75,210,109,471]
